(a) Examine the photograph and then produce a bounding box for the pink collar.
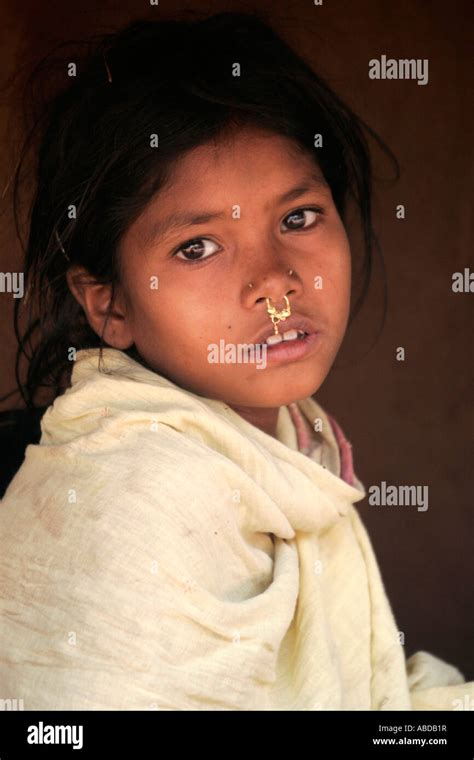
[287,402,357,487]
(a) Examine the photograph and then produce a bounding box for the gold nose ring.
[265,295,291,335]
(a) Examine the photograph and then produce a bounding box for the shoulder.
[1,420,243,590]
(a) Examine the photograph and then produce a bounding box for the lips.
[252,315,318,346]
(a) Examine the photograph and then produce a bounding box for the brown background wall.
[1,0,472,679]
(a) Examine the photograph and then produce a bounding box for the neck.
[227,403,280,439]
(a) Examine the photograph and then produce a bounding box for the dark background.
[0,0,472,678]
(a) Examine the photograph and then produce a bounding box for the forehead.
[168,127,325,193]
[122,127,329,251]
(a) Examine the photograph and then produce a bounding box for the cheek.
[331,219,351,279]
[316,226,351,322]
[316,224,351,287]
[121,270,172,339]
[127,276,215,357]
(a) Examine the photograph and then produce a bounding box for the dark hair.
[1,9,398,409]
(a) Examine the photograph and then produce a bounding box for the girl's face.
[69,126,352,437]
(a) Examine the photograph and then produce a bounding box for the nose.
[245,267,299,310]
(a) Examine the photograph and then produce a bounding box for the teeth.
[265,328,305,345]
[282,329,299,341]
[266,333,283,345]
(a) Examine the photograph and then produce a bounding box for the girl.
[0,11,471,710]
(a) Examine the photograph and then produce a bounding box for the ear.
[66,265,134,350]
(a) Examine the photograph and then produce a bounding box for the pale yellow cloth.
[0,348,472,710]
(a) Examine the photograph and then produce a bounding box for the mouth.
[251,315,321,365]
[253,315,318,347]
[265,327,309,345]
[260,330,321,364]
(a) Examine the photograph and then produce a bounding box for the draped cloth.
[0,348,471,710]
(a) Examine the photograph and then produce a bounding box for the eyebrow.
[144,173,330,246]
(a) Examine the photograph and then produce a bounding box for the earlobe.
[65,265,134,350]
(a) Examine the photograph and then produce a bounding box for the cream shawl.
[0,347,472,710]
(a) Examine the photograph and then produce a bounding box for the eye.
[281,207,324,232]
[172,237,220,263]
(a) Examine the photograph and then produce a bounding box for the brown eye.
[173,237,219,263]
[281,207,323,231]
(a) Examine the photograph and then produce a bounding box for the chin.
[254,382,323,408]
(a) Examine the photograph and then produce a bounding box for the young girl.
[0,11,471,711]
